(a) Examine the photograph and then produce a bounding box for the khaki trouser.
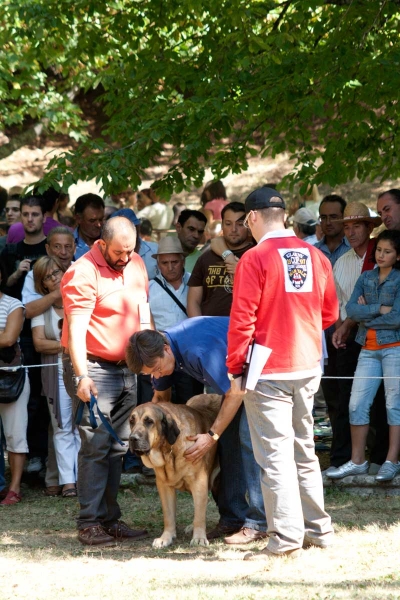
[244,376,334,553]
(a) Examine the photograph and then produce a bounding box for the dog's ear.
[161,411,180,445]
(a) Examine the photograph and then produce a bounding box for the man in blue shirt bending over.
[126,316,267,542]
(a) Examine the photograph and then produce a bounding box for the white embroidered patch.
[277,248,313,292]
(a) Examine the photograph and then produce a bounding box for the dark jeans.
[320,329,340,435]
[216,404,248,528]
[21,336,49,460]
[63,356,137,529]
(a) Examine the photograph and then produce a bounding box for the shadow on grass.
[1,483,400,562]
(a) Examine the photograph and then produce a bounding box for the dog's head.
[129,403,180,455]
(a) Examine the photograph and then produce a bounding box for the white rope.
[0,363,58,372]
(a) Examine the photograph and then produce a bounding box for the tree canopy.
[1,0,399,194]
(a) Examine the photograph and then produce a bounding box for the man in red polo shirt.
[61,216,150,546]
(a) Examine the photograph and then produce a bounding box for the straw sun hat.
[334,201,382,227]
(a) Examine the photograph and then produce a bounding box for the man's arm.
[66,313,98,402]
[6,258,31,288]
[210,237,239,275]
[184,380,245,463]
[332,317,357,349]
[25,291,62,319]
[187,286,203,318]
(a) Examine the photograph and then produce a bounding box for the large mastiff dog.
[129,394,221,548]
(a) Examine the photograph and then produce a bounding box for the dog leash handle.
[75,394,126,447]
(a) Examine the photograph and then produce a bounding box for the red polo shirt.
[61,240,149,362]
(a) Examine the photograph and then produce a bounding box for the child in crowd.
[329,230,400,482]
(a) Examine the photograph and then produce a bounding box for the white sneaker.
[327,460,369,479]
[26,457,43,473]
[375,461,400,482]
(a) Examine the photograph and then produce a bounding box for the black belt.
[87,353,127,367]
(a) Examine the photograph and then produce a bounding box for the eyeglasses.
[43,269,62,282]
[319,215,341,222]
[243,210,257,229]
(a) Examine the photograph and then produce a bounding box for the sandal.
[45,485,62,497]
[62,486,77,498]
[0,490,22,505]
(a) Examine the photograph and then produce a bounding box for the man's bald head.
[101,216,137,242]
[99,217,137,272]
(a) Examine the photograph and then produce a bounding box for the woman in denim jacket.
[329,230,400,482]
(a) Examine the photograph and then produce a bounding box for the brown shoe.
[244,546,302,561]
[78,525,117,547]
[224,527,268,545]
[207,523,243,541]
[44,485,62,497]
[103,520,148,540]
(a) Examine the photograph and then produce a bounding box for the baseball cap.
[110,208,140,226]
[293,207,318,227]
[244,187,285,213]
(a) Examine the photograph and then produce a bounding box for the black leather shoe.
[103,520,148,540]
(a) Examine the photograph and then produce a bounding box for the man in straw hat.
[149,237,190,330]
[327,202,389,477]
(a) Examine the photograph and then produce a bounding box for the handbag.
[0,342,25,404]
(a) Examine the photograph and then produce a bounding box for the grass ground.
[1,476,400,600]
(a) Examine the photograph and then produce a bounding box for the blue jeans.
[245,377,333,553]
[63,356,137,529]
[349,347,400,426]
[240,408,267,531]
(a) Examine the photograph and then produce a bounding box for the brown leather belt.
[86,353,127,367]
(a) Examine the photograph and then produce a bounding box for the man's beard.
[103,247,128,271]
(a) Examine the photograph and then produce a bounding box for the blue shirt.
[152,316,230,394]
[139,239,158,280]
[73,227,91,260]
[314,235,350,267]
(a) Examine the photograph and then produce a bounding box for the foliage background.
[1,0,399,194]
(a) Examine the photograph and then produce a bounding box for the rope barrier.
[0,363,58,372]
[0,362,399,381]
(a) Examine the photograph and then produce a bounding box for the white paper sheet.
[245,343,273,390]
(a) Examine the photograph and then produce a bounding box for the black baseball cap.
[244,187,285,213]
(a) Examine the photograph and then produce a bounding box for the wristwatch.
[221,250,233,261]
[74,374,89,386]
[208,429,220,441]
[228,373,242,382]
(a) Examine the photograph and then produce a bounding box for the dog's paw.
[190,537,209,547]
[152,534,175,548]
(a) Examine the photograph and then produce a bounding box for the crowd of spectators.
[0,180,399,550]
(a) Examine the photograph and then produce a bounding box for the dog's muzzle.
[129,433,150,455]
